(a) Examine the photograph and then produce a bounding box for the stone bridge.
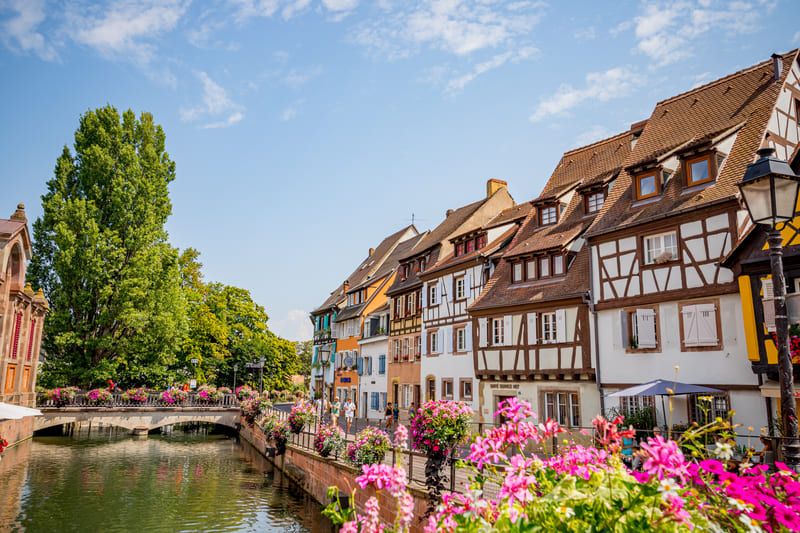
[36,407,241,435]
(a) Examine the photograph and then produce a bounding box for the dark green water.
[0,431,328,532]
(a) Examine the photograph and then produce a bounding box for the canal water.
[0,428,329,532]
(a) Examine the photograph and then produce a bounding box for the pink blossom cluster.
[342,464,413,533]
[287,400,315,433]
[410,399,473,456]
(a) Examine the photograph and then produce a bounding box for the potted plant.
[86,388,113,406]
[346,426,391,467]
[121,387,148,404]
[270,420,291,455]
[287,401,316,434]
[161,387,189,405]
[314,424,346,458]
[241,396,271,426]
[197,384,223,403]
[235,385,258,401]
[45,386,78,407]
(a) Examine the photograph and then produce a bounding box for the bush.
[346,426,391,467]
[287,401,316,433]
[121,387,148,403]
[44,387,79,407]
[86,388,113,405]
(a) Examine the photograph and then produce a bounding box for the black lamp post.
[738,146,800,470]
[319,347,331,423]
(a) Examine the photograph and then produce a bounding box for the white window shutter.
[421,330,427,355]
[681,305,699,346]
[503,315,513,346]
[620,310,629,348]
[443,326,452,354]
[478,318,488,347]
[465,270,473,300]
[696,303,719,345]
[527,312,538,345]
[465,322,473,352]
[636,308,657,348]
[555,309,567,343]
[762,278,776,331]
[421,282,427,308]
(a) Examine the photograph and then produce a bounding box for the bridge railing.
[37,392,240,409]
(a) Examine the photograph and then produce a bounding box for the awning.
[0,402,42,420]
[607,379,723,397]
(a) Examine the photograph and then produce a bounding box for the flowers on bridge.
[346,426,391,467]
[315,423,346,458]
[121,388,148,404]
[197,385,224,403]
[287,401,316,434]
[44,386,79,407]
[269,419,291,455]
[236,385,258,401]
[218,386,232,395]
[410,400,473,458]
[241,396,272,426]
[86,388,113,405]
[160,387,188,405]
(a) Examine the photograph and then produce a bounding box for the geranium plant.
[218,386,232,395]
[236,385,258,401]
[287,401,316,434]
[86,388,113,406]
[241,396,271,426]
[161,387,189,405]
[121,387,148,404]
[270,420,291,455]
[44,386,79,407]
[315,423,346,458]
[347,426,391,467]
[197,384,223,403]
[0,436,8,455]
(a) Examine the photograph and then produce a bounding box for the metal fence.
[37,392,240,409]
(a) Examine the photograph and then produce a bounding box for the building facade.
[1,204,48,408]
[358,305,390,420]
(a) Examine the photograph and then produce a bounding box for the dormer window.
[585,190,605,213]
[455,243,465,256]
[685,153,714,187]
[634,170,661,201]
[400,264,410,281]
[454,233,488,257]
[511,253,567,283]
[512,262,523,282]
[466,239,475,253]
[540,205,557,225]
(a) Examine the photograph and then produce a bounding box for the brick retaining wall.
[239,424,431,532]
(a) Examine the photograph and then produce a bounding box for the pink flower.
[356,464,407,497]
[340,521,359,533]
[397,491,414,529]
[364,496,384,533]
[639,436,689,482]
[394,424,409,449]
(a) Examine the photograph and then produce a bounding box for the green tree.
[295,340,312,378]
[28,106,186,387]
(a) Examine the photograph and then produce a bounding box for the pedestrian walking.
[331,396,341,428]
[385,402,394,429]
[344,397,356,434]
[393,403,400,427]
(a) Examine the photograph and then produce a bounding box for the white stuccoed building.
[357,306,390,420]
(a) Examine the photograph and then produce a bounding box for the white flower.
[738,513,761,532]
[658,478,680,501]
[713,442,734,460]
[727,497,749,512]
[556,505,575,518]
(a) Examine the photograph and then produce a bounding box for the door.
[4,364,17,394]
[393,382,399,404]
[362,392,368,418]
[413,385,421,407]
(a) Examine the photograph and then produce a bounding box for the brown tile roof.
[588,50,799,237]
[0,219,25,237]
[422,225,519,278]
[482,202,533,231]
[347,233,427,294]
[313,225,417,313]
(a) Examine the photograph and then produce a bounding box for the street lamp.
[738,146,800,470]
[190,358,199,389]
[319,348,331,422]
[233,364,238,391]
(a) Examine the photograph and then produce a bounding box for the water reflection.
[0,428,330,532]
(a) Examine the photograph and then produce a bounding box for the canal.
[0,428,328,532]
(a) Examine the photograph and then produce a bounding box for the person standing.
[408,402,416,422]
[393,403,400,427]
[344,397,356,434]
[385,402,394,429]
[331,396,341,428]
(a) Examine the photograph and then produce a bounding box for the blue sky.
[1,0,798,341]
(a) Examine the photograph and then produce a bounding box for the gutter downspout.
[586,245,605,414]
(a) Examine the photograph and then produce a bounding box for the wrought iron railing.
[37,392,240,409]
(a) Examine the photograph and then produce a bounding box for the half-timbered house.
[468,129,635,426]
[585,51,800,433]
[385,179,514,415]
[418,203,531,412]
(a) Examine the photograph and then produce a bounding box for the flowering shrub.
[44,386,79,407]
[325,398,800,533]
[197,385,223,403]
[770,332,800,364]
[269,420,291,455]
[0,436,8,454]
[287,401,316,434]
[240,397,271,426]
[410,400,473,457]
[236,385,258,401]
[121,387,148,403]
[346,426,391,467]
[86,388,113,405]
[161,387,188,405]
[315,423,346,458]
[217,386,232,395]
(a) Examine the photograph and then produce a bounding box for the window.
[553,255,564,276]
[380,392,388,410]
[586,191,605,213]
[416,289,422,313]
[378,354,386,374]
[400,264,410,280]
[680,301,720,349]
[685,154,714,187]
[492,318,505,345]
[476,234,487,249]
[688,393,730,424]
[539,256,550,277]
[394,297,404,318]
[429,331,439,353]
[635,170,661,200]
[402,384,411,408]
[644,231,678,264]
[427,378,436,401]
[455,242,465,256]
[429,284,439,305]
[628,307,659,350]
[466,239,476,253]
[525,260,536,280]
[442,379,454,400]
[460,379,473,401]
[371,392,380,411]
[455,327,466,352]
[455,276,466,299]
[406,292,416,315]
[541,312,557,343]
[542,391,581,427]
[620,395,655,417]
[419,256,427,272]
[393,340,401,361]
[540,206,557,225]
[512,262,523,282]
[415,335,421,358]
[403,338,410,360]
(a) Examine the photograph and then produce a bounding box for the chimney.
[446,209,454,217]
[486,178,507,198]
[343,280,350,292]
[10,202,26,222]
[368,247,375,256]
[772,53,783,82]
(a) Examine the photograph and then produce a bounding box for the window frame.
[525,259,537,280]
[625,306,661,353]
[455,326,467,353]
[455,242,465,257]
[688,392,730,424]
[429,330,439,354]
[492,318,505,346]
[643,230,679,265]
[684,153,715,188]
[460,378,473,401]
[540,390,581,428]
[539,256,551,278]
[585,190,606,213]
[540,312,558,344]
[429,284,438,305]
[678,299,722,351]
[634,169,661,201]
[512,261,524,283]
[553,254,564,276]
[539,205,558,225]
[442,378,454,400]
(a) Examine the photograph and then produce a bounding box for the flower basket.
[235,385,258,402]
[121,388,148,404]
[217,386,232,395]
[45,387,79,407]
[269,420,291,455]
[410,399,472,458]
[197,385,223,403]
[314,424,346,458]
[161,387,188,405]
[287,401,315,434]
[241,397,271,426]
[346,426,391,467]
[86,388,113,406]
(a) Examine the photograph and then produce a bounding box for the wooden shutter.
[527,312,538,344]
[681,305,699,346]
[478,318,488,347]
[696,303,719,345]
[465,322,473,352]
[636,308,657,348]
[465,270,473,299]
[421,282,427,308]
[620,310,630,348]
[555,309,567,343]
[11,312,22,359]
[503,315,513,346]
[443,326,452,354]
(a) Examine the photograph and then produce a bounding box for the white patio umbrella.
[0,402,42,420]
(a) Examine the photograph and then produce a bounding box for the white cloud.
[1,0,57,61]
[181,71,245,129]
[230,0,281,23]
[530,66,642,122]
[620,1,766,67]
[282,65,323,87]
[574,26,596,40]
[281,0,311,20]
[271,309,313,341]
[67,0,189,65]
[445,45,536,94]
[280,106,297,121]
[575,125,612,147]
[322,0,359,21]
